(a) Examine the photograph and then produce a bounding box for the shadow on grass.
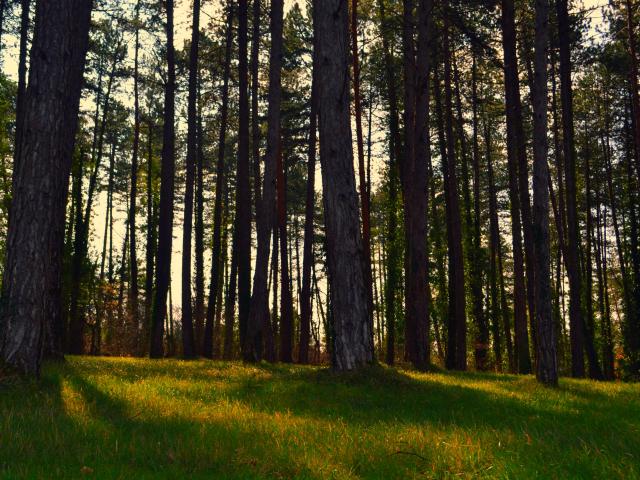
[1,357,638,479]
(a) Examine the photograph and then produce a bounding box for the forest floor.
[1,357,639,479]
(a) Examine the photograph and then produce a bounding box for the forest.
[0,0,640,477]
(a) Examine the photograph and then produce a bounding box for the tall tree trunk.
[180,0,201,359]
[500,0,531,374]
[0,0,92,375]
[470,53,489,370]
[251,0,262,213]
[315,0,373,371]
[246,0,283,362]
[144,121,156,355]
[298,19,318,364]
[203,4,233,358]
[378,0,402,366]
[223,225,238,360]
[129,0,141,353]
[351,0,375,350]
[556,0,602,379]
[236,0,252,360]
[150,0,176,359]
[13,0,30,171]
[277,147,294,362]
[194,81,205,351]
[442,12,467,371]
[532,0,557,385]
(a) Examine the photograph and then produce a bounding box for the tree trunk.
[180,0,201,359]
[144,121,156,355]
[351,0,374,351]
[442,12,467,371]
[236,0,252,360]
[12,0,30,170]
[203,4,232,358]
[251,0,262,213]
[0,0,92,375]
[315,0,373,371]
[194,81,205,351]
[298,20,318,364]
[129,0,141,353]
[277,147,294,362]
[378,0,402,366]
[246,0,283,362]
[532,0,557,386]
[150,0,176,359]
[500,0,531,374]
[556,0,602,379]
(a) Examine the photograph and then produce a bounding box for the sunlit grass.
[1,356,639,478]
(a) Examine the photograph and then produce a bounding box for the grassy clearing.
[0,357,639,479]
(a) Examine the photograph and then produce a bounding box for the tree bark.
[0,0,92,375]
[203,3,233,358]
[150,0,176,359]
[246,0,283,362]
[180,0,201,359]
[532,0,558,386]
[315,0,373,371]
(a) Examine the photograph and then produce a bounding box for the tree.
[0,0,93,374]
[150,0,176,359]
[180,0,201,359]
[532,0,557,386]
[315,0,373,371]
[246,0,284,362]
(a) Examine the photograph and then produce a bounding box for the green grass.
[1,357,639,479]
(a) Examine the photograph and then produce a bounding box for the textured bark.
[180,0,201,359]
[442,14,467,371]
[315,0,373,371]
[500,0,531,374]
[400,0,432,370]
[150,0,176,359]
[0,0,92,375]
[236,0,252,359]
[203,4,232,358]
[246,0,283,362]
[194,87,205,351]
[532,0,557,386]
[223,225,238,360]
[298,16,318,364]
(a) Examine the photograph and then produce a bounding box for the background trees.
[1,0,638,382]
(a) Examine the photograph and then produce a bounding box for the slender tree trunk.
[223,225,238,360]
[500,0,531,374]
[442,13,467,371]
[194,82,205,351]
[378,0,402,366]
[532,0,557,385]
[251,0,262,212]
[150,0,176,359]
[470,53,489,370]
[236,0,252,360]
[129,0,141,352]
[180,0,201,359]
[203,4,233,358]
[246,0,284,362]
[144,121,156,355]
[351,0,375,350]
[298,22,318,364]
[0,0,92,375]
[315,0,373,370]
[557,0,602,379]
[12,0,30,170]
[277,147,294,362]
